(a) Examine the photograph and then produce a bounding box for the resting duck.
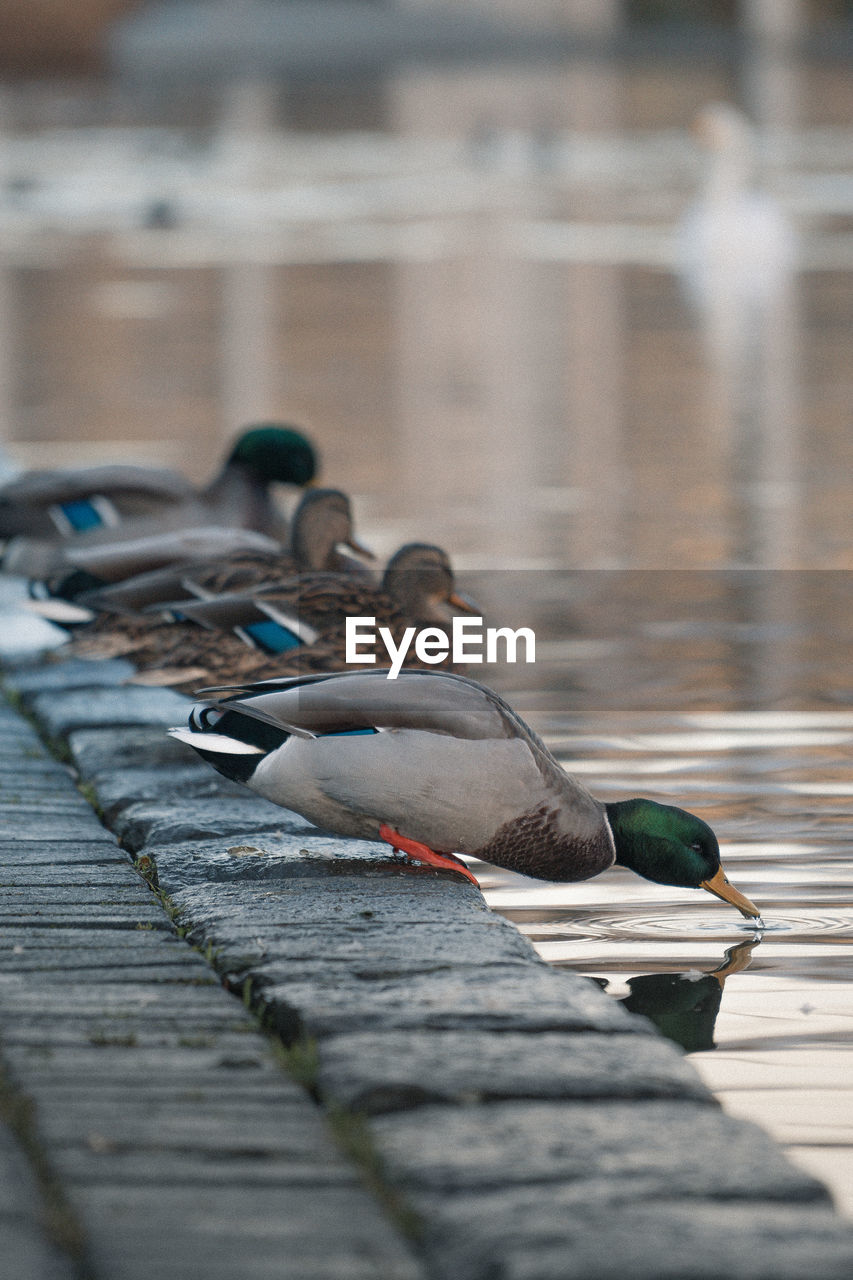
[167,543,472,649]
[170,667,762,918]
[1,422,317,577]
[28,525,285,610]
[122,543,475,689]
[64,488,373,659]
[73,487,372,611]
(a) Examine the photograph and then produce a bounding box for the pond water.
[0,51,851,1215]
[470,569,853,1218]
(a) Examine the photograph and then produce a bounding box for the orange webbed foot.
[379,823,480,887]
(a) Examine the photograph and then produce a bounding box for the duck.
[1,422,318,577]
[63,488,374,660]
[27,524,285,609]
[167,543,473,652]
[169,667,762,919]
[72,487,373,611]
[120,543,476,689]
[128,628,347,692]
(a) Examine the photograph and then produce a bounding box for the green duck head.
[605,798,760,919]
[228,424,318,486]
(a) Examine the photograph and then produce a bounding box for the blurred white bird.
[678,102,801,567]
[679,101,796,328]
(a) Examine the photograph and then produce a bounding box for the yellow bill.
[700,865,761,920]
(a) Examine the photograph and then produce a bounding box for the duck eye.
[690,841,704,853]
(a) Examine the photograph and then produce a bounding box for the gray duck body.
[186,669,616,882]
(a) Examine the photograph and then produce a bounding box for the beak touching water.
[700,865,762,920]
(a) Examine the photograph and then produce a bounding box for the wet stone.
[210,917,538,977]
[165,867,490,919]
[28,685,189,741]
[369,1099,828,1202]
[0,935,197,970]
[254,964,644,1040]
[313,1029,711,1113]
[71,1184,423,1280]
[52,1149,359,1190]
[0,884,155,908]
[1,1044,272,1077]
[111,796,307,854]
[0,1022,243,1067]
[0,814,114,843]
[0,907,169,929]
[68,725,199,777]
[146,833,406,891]
[87,764,249,821]
[1,959,216,984]
[0,1221,75,1280]
[0,793,95,815]
[0,983,234,1022]
[0,773,91,795]
[32,1093,352,1164]
[0,926,176,950]
[417,1198,853,1280]
[3,657,137,699]
[0,840,129,865]
[0,1126,43,1218]
[0,864,145,889]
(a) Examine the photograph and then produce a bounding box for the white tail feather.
[168,727,264,754]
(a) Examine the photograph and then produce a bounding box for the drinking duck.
[170,667,762,918]
[1,422,317,577]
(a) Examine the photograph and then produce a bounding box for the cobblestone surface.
[2,652,853,1279]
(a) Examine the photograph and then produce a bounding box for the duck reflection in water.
[597,938,762,1054]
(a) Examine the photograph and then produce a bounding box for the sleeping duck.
[170,667,762,918]
[63,488,373,658]
[113,544,474,689]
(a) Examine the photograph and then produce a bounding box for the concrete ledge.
[3,653,853,1280]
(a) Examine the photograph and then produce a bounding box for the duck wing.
[0,465,194,506]
[200,668,547,750]
[59,526,282,583]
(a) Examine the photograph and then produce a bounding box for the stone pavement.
[1,653,853,1280]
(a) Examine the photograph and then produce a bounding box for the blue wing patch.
[243,619,303,653]
[321,728,378,737]
[58,498,105,531]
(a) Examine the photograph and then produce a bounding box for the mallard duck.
[169,543,472,651]
[29,525,285,607]
[169,667,761,918]
[123,543,475,689]
[1,422,317,577]
[69,487,372,612]
[64,489,373,659]
[129,630,347,692]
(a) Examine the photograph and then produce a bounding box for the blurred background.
[0,0,850,574]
